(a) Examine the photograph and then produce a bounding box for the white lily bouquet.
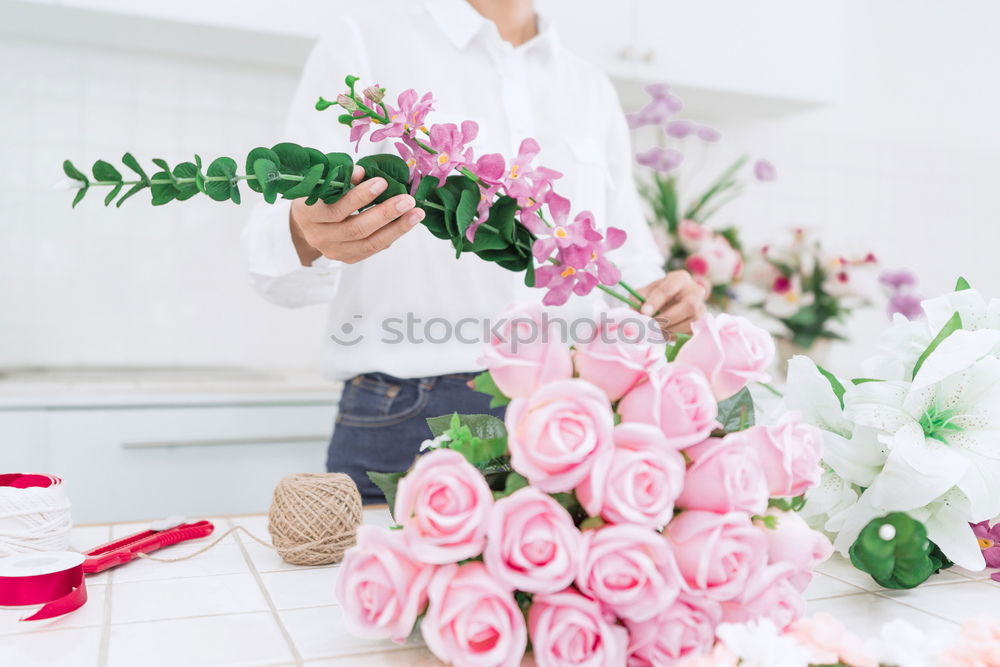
[785,278,1000,588]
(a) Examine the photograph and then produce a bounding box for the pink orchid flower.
[370,89,434,143]
[534,263,599,306]
[464,153,506,241]
[972,521,1000,568]
[425,121,478,181]
[528,194,603,263]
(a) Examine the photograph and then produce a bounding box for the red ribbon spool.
[0,551,88,621]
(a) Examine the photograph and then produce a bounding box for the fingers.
[638,271,690,317]
[350,165,365,186]
[343,207,426,261]
[656,285,707,334]
[338,194,416,240]
[325,176,389,221]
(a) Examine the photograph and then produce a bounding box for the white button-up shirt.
[242,0,664,381]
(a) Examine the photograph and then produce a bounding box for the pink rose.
[505,379,615,492]
[758,509,833,590]
[675,436,769,515]
[529,589,629,667]
[678,219,710,253]
[667,511,767,602]
[334,526,435,642]
[477,302,573,399]
[576,524,683,622]
[721,562,804,631]
[576,423,686,529]
[736,414,823,497]
[626,593,722,667]
[422,562,527,667]
[483,487,581,594]
[618,362,719,449]
[394,448,493,564]
[575,308,664,401]
[676,313,774,400]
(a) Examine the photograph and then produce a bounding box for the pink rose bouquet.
[334,306,829,666]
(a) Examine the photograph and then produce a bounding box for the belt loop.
[420,377,437,391]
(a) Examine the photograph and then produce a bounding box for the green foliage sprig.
[63,142,538,286]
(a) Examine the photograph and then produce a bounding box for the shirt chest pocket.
[564,134,613,221]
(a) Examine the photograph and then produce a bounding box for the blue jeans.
[327,372,507,505]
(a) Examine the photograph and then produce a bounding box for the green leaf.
[91,160,121,183]
[271,142,311,176]
[103,183,123,207]
[115,182,147,208]
[716,387,755,432]
[815,364,846,409]
[955,276,971,291]
[313,153,353,205]
[849,512,939,589]
[244,147,279,193]
[356,154,409,206]
[205,157,239,203]
[455,188,479,247]
[851,378,882,385]
[172,162,200,201]
[366,470,407,518]
[665,333,691,362]
[281,162,325,200]
[524,261,535,288]
[472,371,511,408]
[253,158,280,204]
[193,155,206,193]
[579,516,606,531]
[149,171,177,206]
[426,413,507,440]
[120,153,149,181]
[911,312,962,380]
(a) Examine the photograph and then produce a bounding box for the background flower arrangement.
[740,227,880,354]
[785,278,1000,589]
[334,304,836,666]
[627,83,775,310]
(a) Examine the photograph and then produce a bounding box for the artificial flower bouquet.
[334,304,835,666]
[628,83,775,309]
[786,278,1000,589]
[60,75,646,310]
[741,228,879,352]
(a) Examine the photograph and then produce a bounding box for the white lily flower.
[800,469,860,535]
[922,287,1000,332]
[865,619,951,667]
[862,313,933,381]
[716,619,811,667]
[418,433,451,452]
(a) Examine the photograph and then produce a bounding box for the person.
[242,0,707,504]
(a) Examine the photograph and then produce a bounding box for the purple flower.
[972,521,1000,568]
[879,268,918,289]
[666,119,695,138]
[534,263,599,306]
[425,121,478,181]
[635,146,684,173]
[754,159,777,182]
[628,84,684,129]
[695,125,721,142]
[370,89,434,143]
[528,194,602,263]
[887,292,923,320]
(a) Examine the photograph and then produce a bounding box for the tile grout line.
[230,518,304,667]
[96,524,114,667]
[868,589,963,626]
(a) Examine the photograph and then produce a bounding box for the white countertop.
[2,510,998,667]
[0,367,340,409]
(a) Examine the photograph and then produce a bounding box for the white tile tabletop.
[2,509,998,667]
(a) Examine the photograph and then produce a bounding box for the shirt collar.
[423,0,560,61]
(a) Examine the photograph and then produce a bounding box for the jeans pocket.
[336,375,430,428]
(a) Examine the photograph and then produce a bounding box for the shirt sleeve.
[240,20,368,308]
[600,80,667,289]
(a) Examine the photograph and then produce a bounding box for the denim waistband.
[350,371,479,390]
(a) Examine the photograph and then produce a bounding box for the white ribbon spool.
[0,474,73,557]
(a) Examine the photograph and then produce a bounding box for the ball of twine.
[268,473,362,566]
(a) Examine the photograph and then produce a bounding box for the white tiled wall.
[2,0,999,375]
[0,36,327,368]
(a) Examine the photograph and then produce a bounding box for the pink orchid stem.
[340,88,646,310]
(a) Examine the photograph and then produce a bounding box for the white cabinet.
[0,396,338,523]
[540,0,844,109]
